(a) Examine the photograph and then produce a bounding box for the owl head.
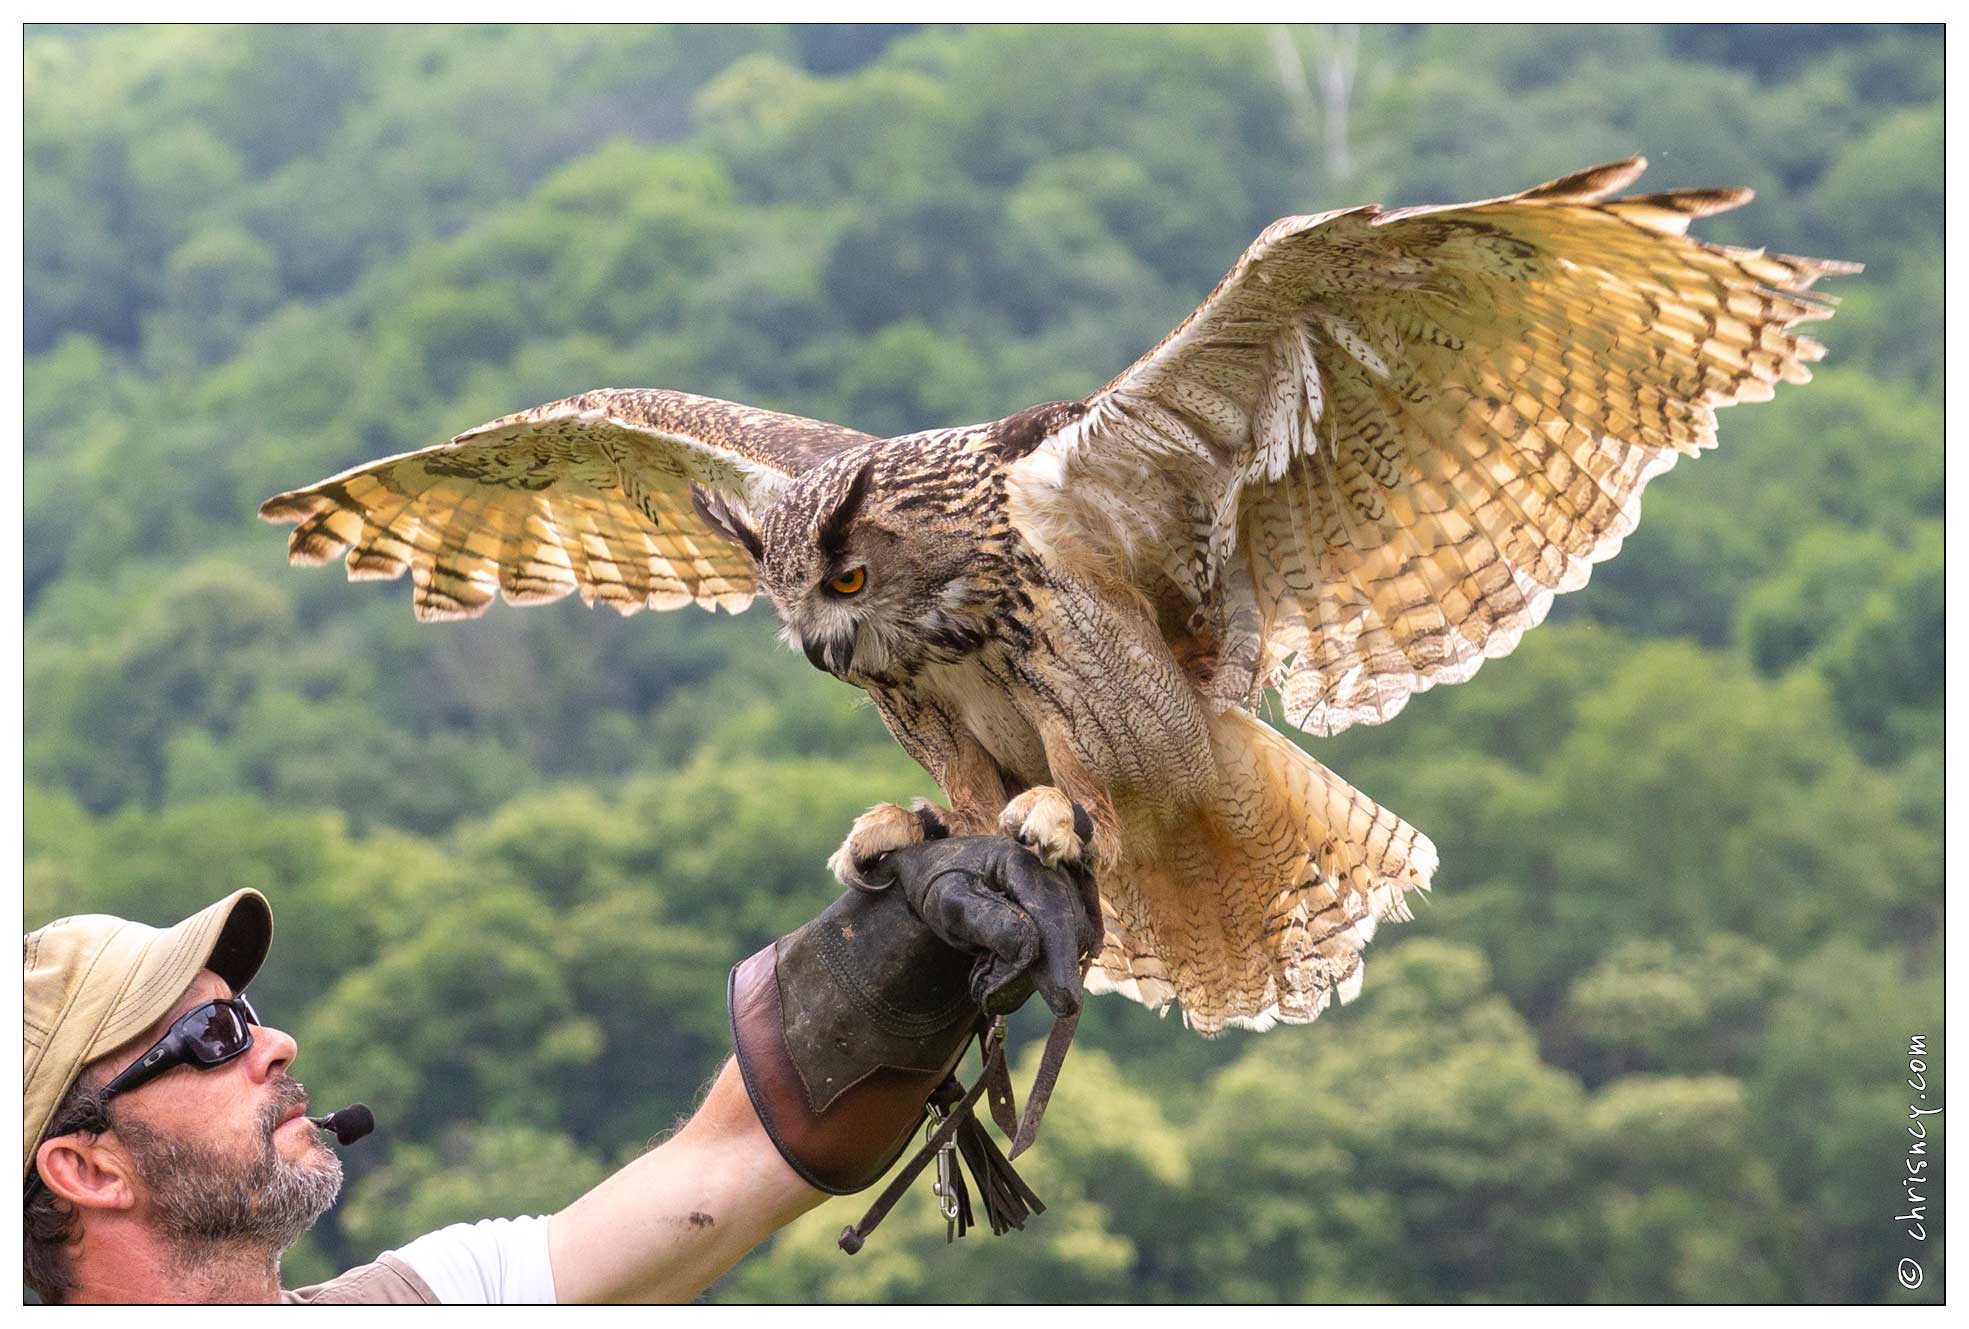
[694,445,994,681]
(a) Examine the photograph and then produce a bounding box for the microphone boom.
[309,1103,376,1146]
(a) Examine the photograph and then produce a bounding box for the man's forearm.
[546,1058,825,1304]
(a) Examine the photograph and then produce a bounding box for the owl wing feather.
[260,388,873,621]
[1008,158,1857,734]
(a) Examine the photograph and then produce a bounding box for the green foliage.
[1574,1075,1792,1300]
[23,22,1939,1304]
[1817,523,1943,763]
[1740,527,1903,676]
[1185,943,1591,1301]
[1561,935,1782,1081]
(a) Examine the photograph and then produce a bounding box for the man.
[24,834,1098,1303]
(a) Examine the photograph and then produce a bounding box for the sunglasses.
[98,995,260,1106]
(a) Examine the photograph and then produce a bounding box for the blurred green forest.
[23,23,1941,1304]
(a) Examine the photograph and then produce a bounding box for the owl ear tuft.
[817,458,876,559]
[689,484,764,563]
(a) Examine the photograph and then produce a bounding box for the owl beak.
[802,630,855,676]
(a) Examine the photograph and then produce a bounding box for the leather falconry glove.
[728,833,1100,1250]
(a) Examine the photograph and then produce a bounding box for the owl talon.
[998,787,1091,872]
[830,802,936,891]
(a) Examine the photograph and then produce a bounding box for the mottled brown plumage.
[262,160,1853,1034]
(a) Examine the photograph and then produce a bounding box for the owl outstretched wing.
[1007,158,1856,734]
[260,388,873,620]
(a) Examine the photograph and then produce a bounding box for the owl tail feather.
[1085,709,1436,1035]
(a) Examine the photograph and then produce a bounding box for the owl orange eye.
[827,567,867,596]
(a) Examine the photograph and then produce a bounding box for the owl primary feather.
[262,159,1854,1035]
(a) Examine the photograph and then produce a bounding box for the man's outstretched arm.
[542,834,1099,1304]
[547,1057,821,1304]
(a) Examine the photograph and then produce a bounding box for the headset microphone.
[307,1104,376,1146]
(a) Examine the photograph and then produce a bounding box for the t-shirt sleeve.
[383,1214,559,1304]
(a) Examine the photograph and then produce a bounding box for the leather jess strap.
[1010,1008,1078,1159]
[835,1009,1081,1253]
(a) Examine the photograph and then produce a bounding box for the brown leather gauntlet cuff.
[728,882,981,1195]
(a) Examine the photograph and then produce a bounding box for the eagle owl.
[262,159,1853,1034]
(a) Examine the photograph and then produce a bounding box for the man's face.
[96,969,342,1252]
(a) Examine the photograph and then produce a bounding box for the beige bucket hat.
[23,888,273,1177]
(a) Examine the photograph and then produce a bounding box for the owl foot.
[828,801,950,892]
[998,786,1094,872]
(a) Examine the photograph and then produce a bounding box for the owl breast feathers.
[262,159,1854,1034]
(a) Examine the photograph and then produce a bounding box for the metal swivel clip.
[925,1104,960,1241]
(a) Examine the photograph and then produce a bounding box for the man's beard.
[113,1075,344,1257]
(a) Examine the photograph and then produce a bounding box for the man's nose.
[246,1022,299,1079]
